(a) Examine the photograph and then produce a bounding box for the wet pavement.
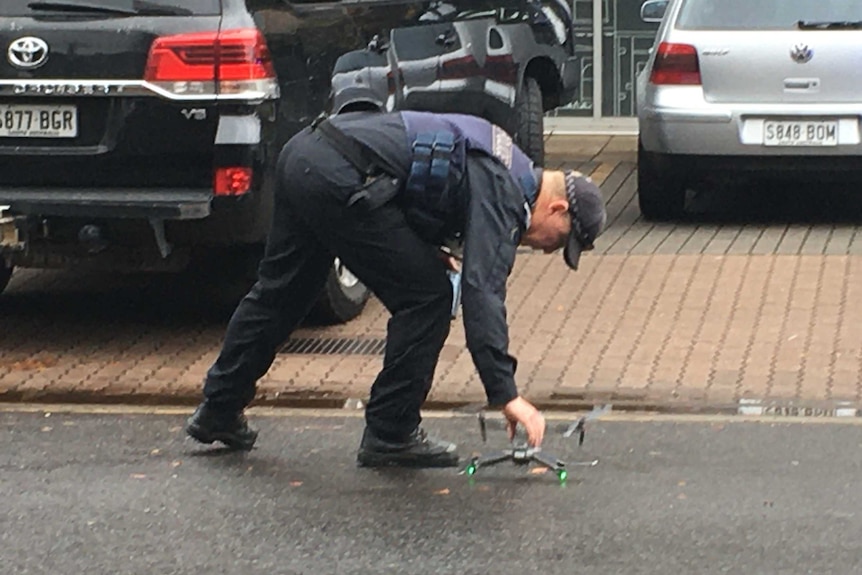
[2,405,862,575]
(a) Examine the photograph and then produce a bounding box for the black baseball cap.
[563,170,607,270]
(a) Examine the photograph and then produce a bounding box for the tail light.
[484,54,517,86]
[214,167,253,196]
[439,55,482,81]
[144,28,278,100]
[649,42,701,85]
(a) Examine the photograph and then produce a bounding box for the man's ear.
[548,198,569,215]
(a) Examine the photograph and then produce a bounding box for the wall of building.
[550,0,661,133]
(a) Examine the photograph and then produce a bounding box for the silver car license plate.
[763,120,838,147]
[0,104,78,138]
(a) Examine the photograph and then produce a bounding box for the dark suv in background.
[331,0,579,164]
[0,0,578,323]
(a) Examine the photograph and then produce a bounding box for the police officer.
[185,110,607,468]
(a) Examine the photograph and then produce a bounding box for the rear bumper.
[638,85,862,156]
[640,113,862,158]
[0,187,212,220]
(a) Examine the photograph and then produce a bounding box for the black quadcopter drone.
[459,404,611,484]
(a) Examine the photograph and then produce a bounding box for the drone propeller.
[470,404,612,444]
[560,404,612,444]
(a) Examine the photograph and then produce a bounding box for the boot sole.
[185,422,257,451]
[357,450,460,468]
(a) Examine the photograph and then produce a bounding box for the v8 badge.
[181,108,207,121]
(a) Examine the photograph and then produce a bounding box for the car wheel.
[312,258,370,325]
[637,139,687,221]
[515,76,545,164]
[0,259,12,295]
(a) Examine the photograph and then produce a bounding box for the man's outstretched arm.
[458,154,546,446]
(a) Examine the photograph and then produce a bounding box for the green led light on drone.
[559,470,568,482]
[466,465,476,475]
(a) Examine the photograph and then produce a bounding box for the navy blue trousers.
[202,126,454,441]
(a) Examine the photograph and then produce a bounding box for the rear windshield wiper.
[797,20,862,30]
[27,0,191,16]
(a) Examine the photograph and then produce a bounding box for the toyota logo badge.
[8,37,49,70]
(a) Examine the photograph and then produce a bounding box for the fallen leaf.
[150,449,161,456]
[434,488,451,495]
[168,426,182,433]
[41,426,52,432]
[530,468,549,475]
[677,493,687,500]
[171,460,182,468]
[477,485,491,492]
[290,481,303,487]
[62,421,76,427]
[678,480,686,487]
[130,474,147,480]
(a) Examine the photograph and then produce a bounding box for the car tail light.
[649,42,701,85]
[144,28,278,100]
[484,54,517,86]
[214,167,253,196]
[439,55,482,80]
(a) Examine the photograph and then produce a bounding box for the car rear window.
[0,0,220,16]
[676,0,862,30]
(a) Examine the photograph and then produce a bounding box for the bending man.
[185,110,607,468]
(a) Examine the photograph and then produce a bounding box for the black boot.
[357,426,459,468]
[185,401,258,451]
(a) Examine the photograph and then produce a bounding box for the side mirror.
[640,0,668,23]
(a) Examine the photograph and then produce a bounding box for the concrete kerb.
[3,386,861,422]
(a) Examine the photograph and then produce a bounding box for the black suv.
[0,0,578,323]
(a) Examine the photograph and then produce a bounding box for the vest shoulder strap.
[316,119,379,176]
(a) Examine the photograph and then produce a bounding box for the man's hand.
[502,396,545,447]
[438,249,461,272]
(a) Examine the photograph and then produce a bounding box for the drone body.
[459,405,610,483]
[463,444,570,483]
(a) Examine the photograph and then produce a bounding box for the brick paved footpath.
[2,134,862,416]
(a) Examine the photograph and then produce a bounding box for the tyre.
[514,76,545,165]
[0,259,11,295]
[637,139,687,221]
[312,258,370,325]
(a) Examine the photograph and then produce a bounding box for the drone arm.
[473,450,515,467]
[530,450,565,472]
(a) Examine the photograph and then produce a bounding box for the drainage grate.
[279,337,387,356]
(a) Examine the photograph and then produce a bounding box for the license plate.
[763,120,838,147]
[0,104,78,138]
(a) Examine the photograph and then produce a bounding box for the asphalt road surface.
[2,406,861,575]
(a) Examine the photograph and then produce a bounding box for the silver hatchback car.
[636,0,862,220]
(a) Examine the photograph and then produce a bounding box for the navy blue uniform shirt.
[327,111,531,407]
